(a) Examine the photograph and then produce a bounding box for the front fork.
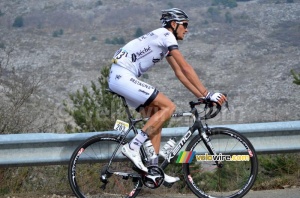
[201,126,223,168]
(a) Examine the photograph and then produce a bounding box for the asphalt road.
[244,188,300,198]
[142,187,300,198]
[6,188,300,198]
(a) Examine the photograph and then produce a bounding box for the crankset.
[142,165,165,189]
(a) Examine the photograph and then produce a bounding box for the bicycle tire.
[68,134,143,198]
[183,127,258,198]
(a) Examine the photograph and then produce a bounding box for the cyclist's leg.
[139,96,180,183]
[141,92,176,152]
[140,105,163,153]
[109,65,162,171]
[150,128,162,153]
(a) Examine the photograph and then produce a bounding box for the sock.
[148,154,159,166]
[129,130,148,150]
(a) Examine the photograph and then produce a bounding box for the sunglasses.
[176,21,188,29]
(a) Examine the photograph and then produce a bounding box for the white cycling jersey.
[112,28,179,77]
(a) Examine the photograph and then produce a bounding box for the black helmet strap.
[171,22,180,40]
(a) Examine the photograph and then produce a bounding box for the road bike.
[68,90,258,198]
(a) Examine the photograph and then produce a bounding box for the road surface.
[5,187,300,198]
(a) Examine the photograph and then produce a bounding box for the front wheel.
[68,134,143,198]
[183,127,258,198]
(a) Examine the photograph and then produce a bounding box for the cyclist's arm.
[167,56,201,97]
[167,49,208,98]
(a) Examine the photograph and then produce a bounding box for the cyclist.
[108,8,227,184]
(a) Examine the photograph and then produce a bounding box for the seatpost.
[119,96,134,121]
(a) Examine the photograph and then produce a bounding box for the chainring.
[142,165,164,189]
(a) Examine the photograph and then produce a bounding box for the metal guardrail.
[0,121,300,167]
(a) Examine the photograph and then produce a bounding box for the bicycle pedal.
[163,181,174,188]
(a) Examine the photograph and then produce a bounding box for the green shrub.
[167,2,174,8]
[96,0,103,6]
[105,38,111,44]
[59,29,63,35]
[52,29,64,37]
[291,69,300,85]
[226,0,238,8]
[260,154,299,176]
[105,37,125,45]
[208,7,220,16]
[225,11,233,23]
[253,153,300,190]
[12,16,24,28]
[52,31,59,37]
[114,37,125,44]
[90,36,97,41]
[207,7,220,21]
[212,0,238,8]
[64,65,129,132]
[134,27,144,38]
[0,42,5,49]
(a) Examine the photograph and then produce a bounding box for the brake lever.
[225,100,230,111]
[222,93,230,111]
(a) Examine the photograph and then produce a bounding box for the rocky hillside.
[0,0,299,128]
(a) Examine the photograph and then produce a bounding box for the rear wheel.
[183,127,258,198]
[68,134,142,198]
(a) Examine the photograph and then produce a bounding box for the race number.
[114,119,129,133]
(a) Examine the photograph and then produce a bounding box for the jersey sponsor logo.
[152,52,165,64]
[138,32,155,41]
[132,53,137,62]
[138,89,150,95]
[130,78,153,89]
[152,58,160,64]
[135,46,152,59]
[139,65,148,73]
[115,75,122,80]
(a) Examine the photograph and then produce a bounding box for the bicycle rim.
[68,134,142,198]
[183,127,258,198]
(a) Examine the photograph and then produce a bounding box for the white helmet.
[160,8,189,27]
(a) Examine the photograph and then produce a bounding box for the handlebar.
[189,95,229,120]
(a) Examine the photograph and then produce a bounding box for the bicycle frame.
[160,105,220,170]
[107,93,219,173]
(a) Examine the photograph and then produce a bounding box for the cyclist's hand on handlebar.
[205,92,227,106]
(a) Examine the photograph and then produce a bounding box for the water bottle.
[159,137,176,159]
[144,139,155,159]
